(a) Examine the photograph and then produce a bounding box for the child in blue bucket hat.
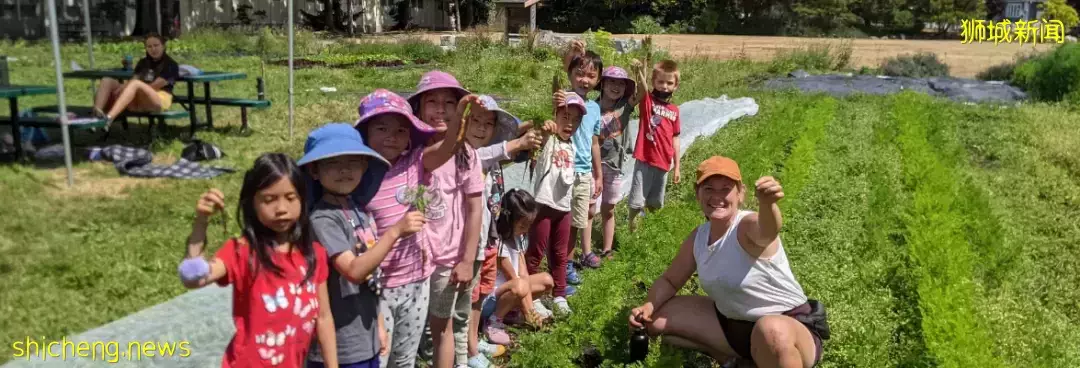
[299,123,428,368]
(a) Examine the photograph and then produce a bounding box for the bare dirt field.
[362,32,1057,78]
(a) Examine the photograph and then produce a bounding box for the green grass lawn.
[2,30,1078,367]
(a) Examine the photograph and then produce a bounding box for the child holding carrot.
[594,66,642,261]
[461,95,542,367]
[526,92,588,315]
[556,40,605,273]
[177,153,337,368]
[627,59,682,233]
[408,71,484,368]
[299,123,428,368]
[353,89,464,368]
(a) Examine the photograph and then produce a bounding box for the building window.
[1005,3,1025,19]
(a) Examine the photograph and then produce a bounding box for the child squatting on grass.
[298,123,427,368]
[629,156,831,368]
[462,95,543,368]
[526,92,588,316]
[556,40,605,273]
[353,89,463,368]
[480,189,556,344]
[627,58,683,233]
[177,153,337,368]
[409,70,485,368]
[594,65,643,263]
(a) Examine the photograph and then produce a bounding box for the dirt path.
[357,32,1056,78]
[615,34,1054,78]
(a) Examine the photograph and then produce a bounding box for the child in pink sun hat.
[409,70,486,368]
[353,88,470,368]
[594,65,642,264]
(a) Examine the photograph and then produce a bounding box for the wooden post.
[348,0,355,35]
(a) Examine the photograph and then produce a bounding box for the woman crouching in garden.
[629,156,829,368]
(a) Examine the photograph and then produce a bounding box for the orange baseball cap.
[695,156,742,185]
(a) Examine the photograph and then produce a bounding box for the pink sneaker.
[484,317,511,345]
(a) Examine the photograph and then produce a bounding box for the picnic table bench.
[171,96,270,132]
[64,69,264,135]
[29,105,189,142]
[1,85,63,159]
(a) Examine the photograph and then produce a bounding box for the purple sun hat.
[407,70,471,112]
[601,66,637,95]
[562,92,587,114]
[355,89,435,148]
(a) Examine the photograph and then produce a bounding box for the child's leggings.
[526,204,572,297]
[379,278,430,368]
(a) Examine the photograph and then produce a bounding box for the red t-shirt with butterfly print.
[214,238,329,368]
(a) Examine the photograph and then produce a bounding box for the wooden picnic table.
[64,69,248,136]
[2,85,57,160]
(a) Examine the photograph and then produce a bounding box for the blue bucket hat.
[298,123,390,206]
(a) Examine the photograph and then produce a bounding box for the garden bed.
[270,54,432,69]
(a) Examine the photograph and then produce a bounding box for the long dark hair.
[138,33,176,80]
[495,189,538,249]
[236,153,316,283]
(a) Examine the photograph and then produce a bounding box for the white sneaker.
[478,340,506,357]
[468,354,493,368]
[533,299,553,319]
[553,297,572,314]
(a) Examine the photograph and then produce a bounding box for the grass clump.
[767,41,853,75]
[879,52,949,78]
[1011,43,1080,105]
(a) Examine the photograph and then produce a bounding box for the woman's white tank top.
[693,211,808,321]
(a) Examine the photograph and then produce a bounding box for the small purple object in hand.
[178,258,210,282]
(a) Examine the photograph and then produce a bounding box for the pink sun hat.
[407,70,471,112]
[601,66,636,94]
[355,89,436,148]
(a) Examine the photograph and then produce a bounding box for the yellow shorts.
[156,91,173,111]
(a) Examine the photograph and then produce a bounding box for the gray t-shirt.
[307,199,381,364]
[598,98,635,171]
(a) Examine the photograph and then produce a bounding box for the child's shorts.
[471,247,499,303]
[629,161,668,210]
[571,173,594,228]
[429,262,481,319]
[480,293,498,322]
[599,166,625,207]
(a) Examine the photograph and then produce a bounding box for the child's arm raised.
[562,40,586,74]
[315,282,339,368]
[178,189,229,289]
[629,59,650,108]
[423,95,482,171]
[328,212,425,284]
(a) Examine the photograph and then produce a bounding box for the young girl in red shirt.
[177,153,338,368]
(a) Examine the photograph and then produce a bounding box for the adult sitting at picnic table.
[91,33,179,123]
[628,156,829,368]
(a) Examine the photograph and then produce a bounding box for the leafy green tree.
[1039,0,1079,30]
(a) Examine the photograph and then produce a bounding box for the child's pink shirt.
[365,148,434,288]
[423,145,484,268]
